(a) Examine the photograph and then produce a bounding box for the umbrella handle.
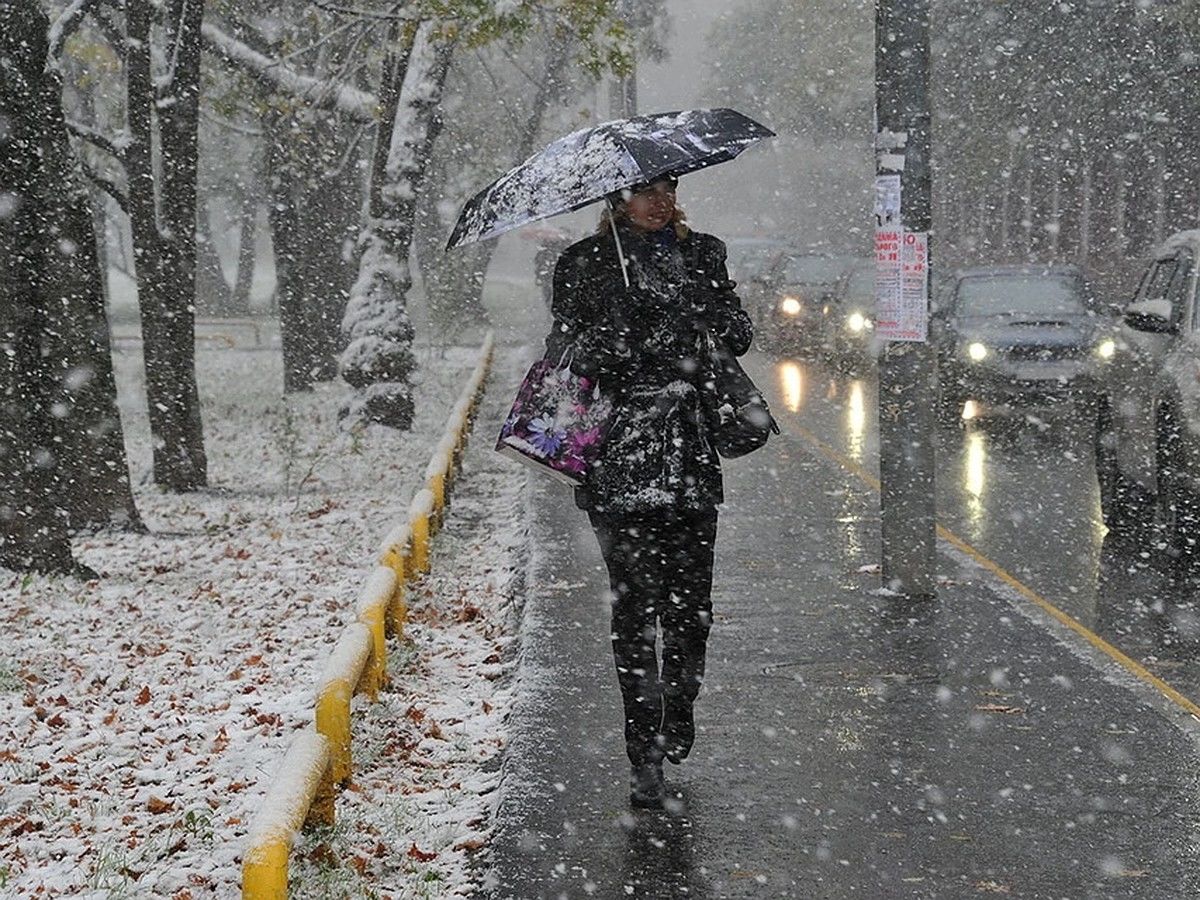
[605,197,631,289]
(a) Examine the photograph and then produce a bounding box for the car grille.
[1004,345,1085,361]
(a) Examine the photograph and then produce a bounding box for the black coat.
[545,222,753,515]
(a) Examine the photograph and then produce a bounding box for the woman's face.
[624,180,677,231]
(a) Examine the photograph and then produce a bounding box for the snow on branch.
[200,22,380,122]
[46,0,104,70]
[66,118,130,160]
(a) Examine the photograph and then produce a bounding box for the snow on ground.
[0,319,530,898]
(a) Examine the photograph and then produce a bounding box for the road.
[485,350,1200,899]
[751,351,1200,706]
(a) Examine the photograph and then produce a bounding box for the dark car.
[1094,230,1200,567]
[724,236,796,285]
[748,253,858,355]
[932,265,1115,423]
[824,262,879,371]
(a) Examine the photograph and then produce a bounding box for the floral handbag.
[495,356,615,487]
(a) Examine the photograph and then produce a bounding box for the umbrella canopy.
[445,108,774,250]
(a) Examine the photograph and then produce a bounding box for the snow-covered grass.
[0,319,528,898]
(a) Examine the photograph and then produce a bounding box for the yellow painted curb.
[241,731,334,899]
[314,623,371,784]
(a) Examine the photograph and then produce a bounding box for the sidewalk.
[485,409,1200,898]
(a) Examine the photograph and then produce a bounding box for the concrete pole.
[1114,153,1128,258]
[1154,146,1166,247]
[1078,156,1091,265]
[1021,157,1034,261]
[876,0,936,599]
[1049,155,1061,260]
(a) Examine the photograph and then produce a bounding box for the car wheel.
[1156,409,1200,573]
[1095,400,1151,536]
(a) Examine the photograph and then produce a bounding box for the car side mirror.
[1123,299,1177,334]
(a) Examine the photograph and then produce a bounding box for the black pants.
[588,508,719,765]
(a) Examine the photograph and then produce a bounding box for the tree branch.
[200,21,380,122]
[79,158,129,216]
[46,0,107,68]
[310,0,417,22]
[66,118,129,161]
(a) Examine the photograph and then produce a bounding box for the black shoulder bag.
[702,332,780,458]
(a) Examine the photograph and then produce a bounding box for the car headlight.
[780,296,802,316]
[967,342,989,362]
[846,312,868,333]
[1095,338,1116,360]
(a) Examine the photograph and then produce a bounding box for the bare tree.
[125,0,208,491]
[1,1,135,574]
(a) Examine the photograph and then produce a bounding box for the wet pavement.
[484,351,1200,899]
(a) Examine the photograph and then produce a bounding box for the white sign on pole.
[874,174,929,343]
[874,175,903,337]
[896,231,929,343]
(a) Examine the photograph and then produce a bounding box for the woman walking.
[545,175,752,809]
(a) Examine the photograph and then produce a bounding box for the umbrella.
[445,108,774,254]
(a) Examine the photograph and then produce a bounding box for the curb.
[240,332,495,898]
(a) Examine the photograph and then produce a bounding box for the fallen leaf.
[454,838,486,852]
[307,843,337,867]
[135,686,151,705]
[974,882,1011,894]
[973,704,1024,715]
[407,843,437,862]
[146,796,174,814]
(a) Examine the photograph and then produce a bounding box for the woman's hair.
[597,199,690,240]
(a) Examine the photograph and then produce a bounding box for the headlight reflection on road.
[779,361,806,412]
[966,432,986,499]
[847,380,865,461]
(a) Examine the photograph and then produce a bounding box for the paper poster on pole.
[896,231,929,343]
[874,175,903,338]
[874,173,928,343]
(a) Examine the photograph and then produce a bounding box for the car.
[748,253,859,355]
[824,261,880,371]
[723,236,796,285]
[931,264,1115,424]
[1093,230,1200,567]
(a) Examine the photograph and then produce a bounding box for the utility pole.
[875,0,936,598]
[609,0,637,117]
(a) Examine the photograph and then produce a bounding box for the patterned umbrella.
[445,108,774,250]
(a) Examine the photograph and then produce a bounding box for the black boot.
[629,759,665,809]
[661,700,695,764]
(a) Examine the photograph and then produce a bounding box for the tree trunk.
[126,0,207,491]
[268,111,358,392]
[231,187,259,313]
[340,21,456,428]
[0,2,108,573]
[196,200,234,315]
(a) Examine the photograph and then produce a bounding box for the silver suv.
[1095,230,1200,568]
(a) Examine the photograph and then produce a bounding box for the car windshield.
[727,245,787,279]
[955,275,1087,317]
[781,256,848,285]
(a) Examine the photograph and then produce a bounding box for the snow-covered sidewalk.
[0,320,530,898]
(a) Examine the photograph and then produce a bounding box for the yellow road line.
[786,420,1200,722]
